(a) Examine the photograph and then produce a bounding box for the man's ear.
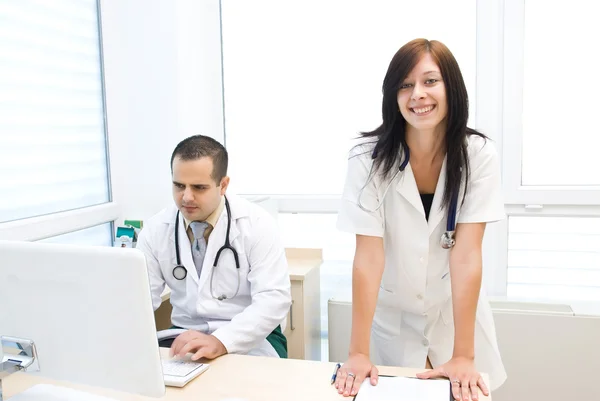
[219,176,230,195]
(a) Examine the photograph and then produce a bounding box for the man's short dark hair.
[170,135,228,183]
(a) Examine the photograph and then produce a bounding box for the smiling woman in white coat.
[136,135,291,361]
[334,39,506,401]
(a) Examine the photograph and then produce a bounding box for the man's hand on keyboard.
[169,330,227,361]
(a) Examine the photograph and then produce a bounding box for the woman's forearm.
[349,235,385,356]
[449,248,482,359]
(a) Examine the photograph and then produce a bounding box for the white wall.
[100,0,224,225]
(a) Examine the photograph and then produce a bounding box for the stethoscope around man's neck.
[172,195,241,301]
[357,145,459,249]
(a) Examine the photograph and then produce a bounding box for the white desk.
[4,351,491,401]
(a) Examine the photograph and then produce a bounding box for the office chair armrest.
[156,328,187,341]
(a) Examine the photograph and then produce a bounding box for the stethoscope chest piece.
[173,265,187,280]
[440,231,456,249]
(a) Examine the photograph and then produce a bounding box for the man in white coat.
[137,135,292,360]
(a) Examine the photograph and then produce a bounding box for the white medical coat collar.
[395,156,449,236]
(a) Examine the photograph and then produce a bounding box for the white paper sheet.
[354,376,450,401]
[8,384,120,401]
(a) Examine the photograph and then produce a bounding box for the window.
[222,0,477,196]
[503,0,600,204]
[520,1,600,188]
[0,0,111,224]
[502,0,600,302]
[507,216,600,302]
[39,222,114,247]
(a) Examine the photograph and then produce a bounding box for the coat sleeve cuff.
[211,327,240,354]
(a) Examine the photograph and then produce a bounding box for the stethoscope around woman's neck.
[172,195,241,301]
[357,145,459,249]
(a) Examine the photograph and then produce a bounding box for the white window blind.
[507,216,600,302]
[0,0,111,223]
[39,222,113,247]
[221,0,477,195]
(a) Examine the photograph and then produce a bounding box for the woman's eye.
[425,79,438,84]
[400,83,413,89]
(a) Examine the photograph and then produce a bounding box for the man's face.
[171,156,228,221]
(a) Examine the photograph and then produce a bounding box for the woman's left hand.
[416,356,489,401]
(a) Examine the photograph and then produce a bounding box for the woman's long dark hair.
[361,38,486,210]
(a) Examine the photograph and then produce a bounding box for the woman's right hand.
[334,352,379,397]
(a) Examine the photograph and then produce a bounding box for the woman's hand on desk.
[169,330,227,361]
[334,353,379,397]
[416,356,489,401]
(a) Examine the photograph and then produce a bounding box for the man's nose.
[182,187,194,202]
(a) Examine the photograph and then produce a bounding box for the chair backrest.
[490,301,600,401]
[327,298,352,363]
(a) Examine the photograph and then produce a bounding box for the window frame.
[0,0,118,242]
[502,0,600,206]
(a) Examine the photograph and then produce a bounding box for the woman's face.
[396,53,448,132]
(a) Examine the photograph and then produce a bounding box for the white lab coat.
[337,135,507,390]
[137,194,292,357]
